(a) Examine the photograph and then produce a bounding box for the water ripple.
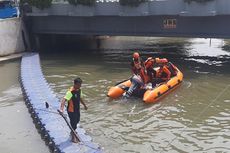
[41,37,230,153]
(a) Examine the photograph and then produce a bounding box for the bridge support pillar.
[96,38,101,49]
[50,34,56,47]
[34,35,40,51]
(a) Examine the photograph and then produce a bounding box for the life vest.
[145,57,154,69]
[132,66,149,84]
[145,57,168,69]
[131,59,144,75]
[156,65,171,80]
[134,60,142,70]
[155,58,168,64]
[131,58,149,83]
[139,67,149,84]
[67,87,81,113]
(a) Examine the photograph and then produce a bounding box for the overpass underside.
[29,15,230,39]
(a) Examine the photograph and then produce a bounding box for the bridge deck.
[24,0,230,45]
[27,0,230,17]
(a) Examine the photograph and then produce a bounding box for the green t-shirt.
[64,90,83,101]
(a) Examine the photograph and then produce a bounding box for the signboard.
[163,19,177,29]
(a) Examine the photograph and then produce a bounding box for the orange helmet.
[133,52,140,60]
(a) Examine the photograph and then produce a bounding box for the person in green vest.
[60,77,88,143]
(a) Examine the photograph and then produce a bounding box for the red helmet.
[133,52,140,60]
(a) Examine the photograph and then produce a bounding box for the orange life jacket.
[145,57,168,69]
[134,61,142,70]
[67,87,81,113]
[155,58,168,64]
[145,57,154,69]
[156,65,171,80]
[139,67,149,84]
[131,58,144,75]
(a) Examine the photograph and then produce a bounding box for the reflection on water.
[185,38,227,57]
[41,37,230,153]
[0,61,49,153]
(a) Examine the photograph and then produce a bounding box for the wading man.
[60,77,88,143]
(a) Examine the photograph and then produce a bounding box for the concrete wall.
[24,0,230,39]
[30,15,230,38]
[0,18,30,56]
[27,0,230,17]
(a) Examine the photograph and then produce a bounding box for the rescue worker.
[145,57,168,87]
[130,52,149,84]
[131,52,144,75]
[152,63,171,87]
[59,77,88,143]
[165,62,177,77]
[145,57,156,79]
[125,52,148,98]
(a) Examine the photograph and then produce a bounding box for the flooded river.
[0,61,49,153]
[1,37,230,152]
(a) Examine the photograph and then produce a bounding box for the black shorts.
[68,111,80,130]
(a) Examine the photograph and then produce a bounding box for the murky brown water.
[0,61,49,153]
[41,37,230,153]
[0,37,230,153]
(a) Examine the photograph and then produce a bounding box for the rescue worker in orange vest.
[165,62,177,77]
[131,52,144,75]
[125,52,148,98]
[145,57,168,87]
[130,52,149,83]
[60,77,88,143]
[145,57,156,78]
[152,63,171,87]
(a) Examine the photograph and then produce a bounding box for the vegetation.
[119,0,147,7]
[184,0,214,3]
[20,0,96,8]
[20,0,215,9]
[68,0,96,6]
[67,0,77,5]
[20,0,52,9]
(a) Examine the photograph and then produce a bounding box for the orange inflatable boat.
[107,65,183,103]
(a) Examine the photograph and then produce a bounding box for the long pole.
[45,102,81,142]
[44,102,101,151]
[57,109,81,142]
